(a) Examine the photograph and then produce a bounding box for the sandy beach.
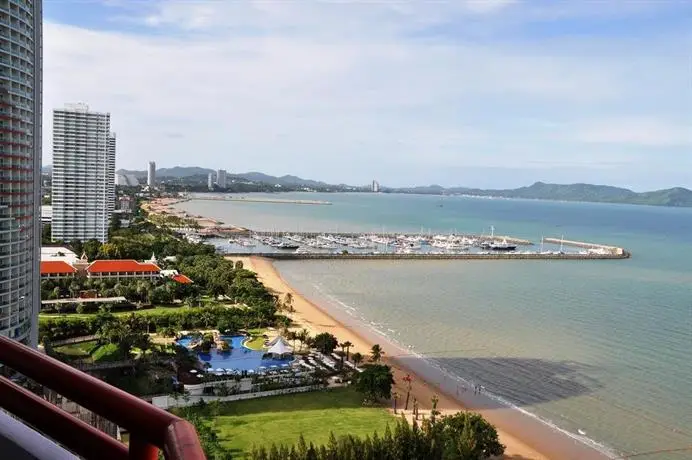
[226,256,609,460]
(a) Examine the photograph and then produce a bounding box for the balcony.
[0,336,206,459]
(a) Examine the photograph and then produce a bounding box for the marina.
[183,230,629,260]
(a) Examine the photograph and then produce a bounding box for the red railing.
[0,336,206,460]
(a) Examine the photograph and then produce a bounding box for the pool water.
[176,335,294,372]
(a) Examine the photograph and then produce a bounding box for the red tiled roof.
[41,261,77,275]
[172,274,193,284]
[87,260,161,274]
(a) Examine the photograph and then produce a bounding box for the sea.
[175,193,692,459]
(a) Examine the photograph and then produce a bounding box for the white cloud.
[573,118,692,147]
[42,1,691,187]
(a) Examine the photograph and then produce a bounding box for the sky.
[44,0,692,190]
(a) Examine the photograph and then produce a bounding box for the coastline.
[234,256,610,460]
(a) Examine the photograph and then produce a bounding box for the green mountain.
[416,182,692,207]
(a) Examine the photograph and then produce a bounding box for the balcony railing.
[0,336,206,460]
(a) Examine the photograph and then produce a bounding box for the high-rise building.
[0,0,43,346]
[147,161,156,187]
[372,180,380,193]
[208,172,214,190]
[51,104,116,243]
[216,169,227,188]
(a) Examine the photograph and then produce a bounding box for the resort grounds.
[234,256,552,460]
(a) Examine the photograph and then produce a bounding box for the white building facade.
[147,161,156,187]
[0,0,43,346]
[207,172,214,190]
[216,169,227,188]
[51,104,115,243]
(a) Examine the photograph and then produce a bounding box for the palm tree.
[370,344,384,362]
[298,328,309,352]
[284,292,294,313]
[338,342,347,367]
[342,341,353,361]
[351,352,363,369]
[403,374,414,411]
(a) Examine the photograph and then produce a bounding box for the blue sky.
[43,1,692,190]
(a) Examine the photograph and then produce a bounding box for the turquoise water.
[175,335,293,372]
[176,194,692,459]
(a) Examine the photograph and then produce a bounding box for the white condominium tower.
[216,169,227,188]
[147,161,155,187]
[0,0,43,346]
[51,104,115,243]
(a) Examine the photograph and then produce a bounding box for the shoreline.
[234,256,610,460]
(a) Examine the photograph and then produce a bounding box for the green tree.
[370,344,384,362]
[283,292,294,313]
[351,352,363,369]
[354,363,395,403]
[341,340,353,361]
[312,332,338,355]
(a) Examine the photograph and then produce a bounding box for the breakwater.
[543,237,625,255]
[225,252,630,260]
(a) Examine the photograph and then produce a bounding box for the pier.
[225,252,630,260]
[542,238,626,256]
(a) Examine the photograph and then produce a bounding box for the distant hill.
[104,164,692,207]
[392,182,692,207]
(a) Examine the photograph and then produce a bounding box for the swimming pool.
[176,335,294,372]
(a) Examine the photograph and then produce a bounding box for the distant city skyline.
[43,2,692,190]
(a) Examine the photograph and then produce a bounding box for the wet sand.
[231,256,609,460]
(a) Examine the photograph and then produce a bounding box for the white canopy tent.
[267,337,293,357]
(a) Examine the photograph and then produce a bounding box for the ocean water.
[175,193,692,459]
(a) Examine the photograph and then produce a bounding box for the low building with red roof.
[171,273,193,284]
[40,261,78,279]
[86,260,161,280]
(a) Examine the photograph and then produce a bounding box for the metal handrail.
[0,336,206,460]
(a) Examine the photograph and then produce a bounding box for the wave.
[306,279,619,459]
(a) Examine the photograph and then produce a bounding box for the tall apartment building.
[216,169,227,188]
[372,180,380,193]
[207,172,214,190]
[51,104,115,243]
[147,161,155,187]
[0,1,43,346]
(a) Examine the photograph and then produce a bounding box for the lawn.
[39,305,195,320]
[243,335,266,351]
[54,340,123,363]
[177,387,395,458]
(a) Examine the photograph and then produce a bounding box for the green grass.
[54,340,99,357]
[53,339,123,363]
[179,387,395,458]
[90,343,124,362]
[40,305,195,320]
[244,335,266,351]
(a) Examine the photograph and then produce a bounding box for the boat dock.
[225,252,630,260]
[248,231,533,245]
